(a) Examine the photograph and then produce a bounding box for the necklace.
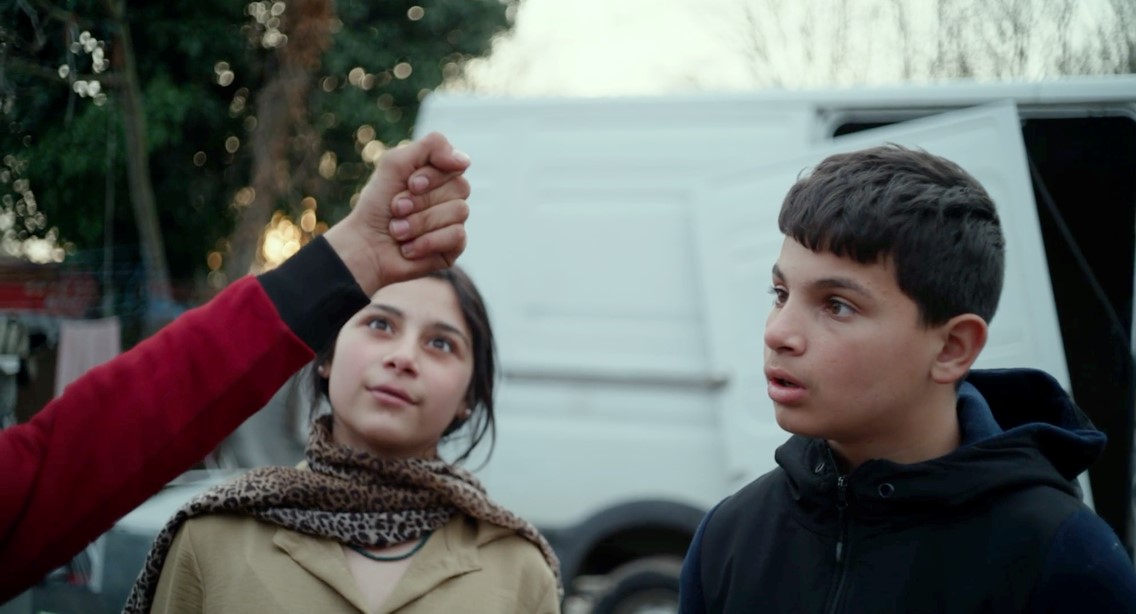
[347,531,433,562]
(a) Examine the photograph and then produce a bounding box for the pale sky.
[455,0,1125,97]
[461,0,743,96]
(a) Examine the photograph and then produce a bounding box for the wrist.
[322,223,383,296]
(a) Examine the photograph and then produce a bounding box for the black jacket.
[679,369,1136,613]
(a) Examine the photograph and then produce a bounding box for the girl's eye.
[367,317,392,332]
[825,299,855,317]
[769,286,788,306]
[428,337,454,353]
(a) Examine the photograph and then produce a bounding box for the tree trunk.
[224,0,334,282]
[105,0,174,328]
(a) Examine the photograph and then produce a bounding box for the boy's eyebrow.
[771,264,873,298]
[368,303,471,347]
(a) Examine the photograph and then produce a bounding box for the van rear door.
[694,102,1068,490]
[414,95,817,520]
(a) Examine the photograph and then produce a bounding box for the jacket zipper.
[826,475,850,614]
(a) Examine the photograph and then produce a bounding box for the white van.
[57,77,1134,613]
[411,76,1136,611]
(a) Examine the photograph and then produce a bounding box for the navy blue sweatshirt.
[679,369,1136,613]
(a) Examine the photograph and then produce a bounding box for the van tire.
[591,556,684,614]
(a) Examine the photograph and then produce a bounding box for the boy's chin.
[773,406,833,440]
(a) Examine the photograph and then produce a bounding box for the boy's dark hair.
[778,144,1005,326]
[308,266,497,465]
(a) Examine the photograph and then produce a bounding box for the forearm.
[0,237,368,599]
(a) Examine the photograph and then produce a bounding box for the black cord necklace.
[347,531,433,562]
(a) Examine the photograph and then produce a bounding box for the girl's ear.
[930,314,988,385]
[317,363,330,378]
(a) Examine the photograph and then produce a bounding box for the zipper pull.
[835,475,848,563]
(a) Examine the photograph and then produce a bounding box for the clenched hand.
[324,132,471,294]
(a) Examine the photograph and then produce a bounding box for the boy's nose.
[764,306,805,354]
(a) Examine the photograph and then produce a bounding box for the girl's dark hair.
[307,266,497,465]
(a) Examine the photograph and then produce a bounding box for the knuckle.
[425,204,447,226]
[455,176,471,198]
[412,235,431,254]
[407,215,423,235]
[411,194,427,213]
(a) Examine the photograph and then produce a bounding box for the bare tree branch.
[829,0,850,84]
[737,0,777,85]
[0,54,120,86]
[1108,0,1136,73]
[891,0,914,80]
[31,0,96,30]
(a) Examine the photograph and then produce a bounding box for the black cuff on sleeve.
[256,235,370,352]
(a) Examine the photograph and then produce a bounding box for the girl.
[125,267,561,613]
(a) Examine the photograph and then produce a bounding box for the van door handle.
[502,367,730,390]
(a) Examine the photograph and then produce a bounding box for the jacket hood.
[776,368,1105,524]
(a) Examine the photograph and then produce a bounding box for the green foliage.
[1,0,513,293]
[1,0,252,286]
[301,0,516,222]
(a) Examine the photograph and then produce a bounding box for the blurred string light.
[261,211,302,269]
[0,156,66,263]
[361,137,386,164]
[215,61,236,87]
[246,1,288,49]
[259,208,327,272]
[319,151,337,179]
[230,88,249,115]
[348,67,376,90]
[57,30,109,107]
[209,194,329,288]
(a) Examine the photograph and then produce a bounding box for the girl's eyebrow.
[431,321,471,347]
[369,303,471,347]
[369,303,403,318]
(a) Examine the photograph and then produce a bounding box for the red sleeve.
[0,277,314,599]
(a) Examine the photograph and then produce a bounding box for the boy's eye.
[428,337,454,353]
[825,299,855,317]
[769,286,788,306]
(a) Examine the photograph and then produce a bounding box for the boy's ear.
[930,314,988,385]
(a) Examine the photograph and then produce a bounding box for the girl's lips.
[369,385,414,408]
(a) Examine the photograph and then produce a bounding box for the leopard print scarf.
[124,416,561,612]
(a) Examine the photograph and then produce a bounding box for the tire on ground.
[590,555,684,614]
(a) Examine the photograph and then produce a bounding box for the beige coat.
[150,513,560,613]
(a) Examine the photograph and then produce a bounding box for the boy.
[678,145,1136,612]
